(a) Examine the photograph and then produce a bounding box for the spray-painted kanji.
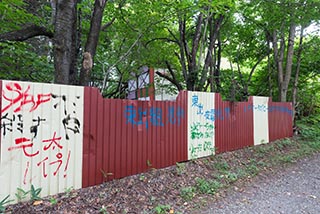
[1,113,23,136]
[125,105,184,129]
[0,80,84,204]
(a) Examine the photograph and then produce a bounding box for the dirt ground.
[4,137,319,214]
[202,153,320,214]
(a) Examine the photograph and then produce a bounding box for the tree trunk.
[292,26,305,124]
[198,14,224,90]
[280,22,296,102]
[79,0,107,86]
[214,36,222,92]
[53,0,78,85]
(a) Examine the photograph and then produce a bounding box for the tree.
[0,0,111,85]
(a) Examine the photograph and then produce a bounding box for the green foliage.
[0,0,43,33]
[195,178,222,195]
[0,195,13,213]
[99,205,109,214]
[297,115,320,140]
[64,186,74,198]
[30,185,42,201]
[176,162,186,175]
[213,160,230,172]
[224,171,238,183]
[180,186,196,201]
[15,187,30,202]
[49,197,57,205]
[0,41,54,82]
[153,204,171,214]
[244,160,259,176]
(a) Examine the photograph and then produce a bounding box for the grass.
[153,204,171,214]
[180,187,196,201]
[195,178,223,195]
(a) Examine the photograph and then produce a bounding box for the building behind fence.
[0,80,293,203]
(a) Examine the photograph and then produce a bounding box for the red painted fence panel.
[82,88,188,188]
[268,99,293,142]
[215,94,254,154]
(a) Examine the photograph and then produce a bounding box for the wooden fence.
[0,80,293,203]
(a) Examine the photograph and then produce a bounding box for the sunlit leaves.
[0,0,44,33]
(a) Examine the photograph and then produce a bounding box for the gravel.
[202,153,320,214]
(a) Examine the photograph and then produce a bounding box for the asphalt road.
[202,153,320,214]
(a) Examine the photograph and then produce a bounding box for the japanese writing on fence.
[0,81,84,187]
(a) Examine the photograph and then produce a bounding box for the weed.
[15,187,30,202]
[202,159,209,165]
[30,185,42,201]
[245,163,259,176]
[180,186,196,201]
[277,155,294,163]
[225,171,238,183]
[153,204,171,214]
[257,160,269,168]
[304,141,320,151]
[64,186,74,197]
[49,197,58,205]
[195,178,222,195]
[254,144,274,155]
[276,138,293,150]
[176,162,186,175]
[99,205,108,214]
[0,195,13,213]
[147,160,153,167]
[214,160,230,172]
[235,168,247,178]
[139,175,146,181]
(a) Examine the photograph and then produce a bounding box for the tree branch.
[145,37,178,47]
[0,24,53,42]
[102,33,143,91]
[156,65,183,92]
[101,17,116,31]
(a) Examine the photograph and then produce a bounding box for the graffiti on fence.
[244,104,292,116]
[188,92,215,159]
[189,122,215,158]
[191,94,231,121]
[1,82,51,113]
[0,81,84,200]
[125,105,184,129]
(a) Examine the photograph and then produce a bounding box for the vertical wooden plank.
[82,87,91,187]
[146,101,152,169]
[95,90,104,184]
[88,89,97,186]
[115,99,122,179]
[103,100,110,181]
[120,100,128,178]
[108,99,116,180]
